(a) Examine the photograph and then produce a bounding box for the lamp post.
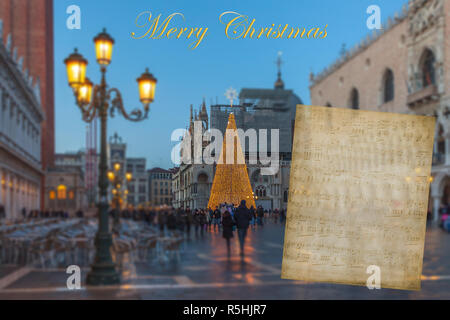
[108,163,133,231]
[64,28,157,285]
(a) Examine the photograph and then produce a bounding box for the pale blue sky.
[54,0,408,169]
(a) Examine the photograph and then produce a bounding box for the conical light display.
[208,113,256,209]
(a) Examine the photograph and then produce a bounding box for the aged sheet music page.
[281,105,435,290]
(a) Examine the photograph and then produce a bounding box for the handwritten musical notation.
[281,105,435,290]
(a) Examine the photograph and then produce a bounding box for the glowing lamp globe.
[107,171,115,182]
[77,77,93,106]
[93,28,115,65]
[64,48,88,89]
[126,173,133,182]
[137,68,157,105]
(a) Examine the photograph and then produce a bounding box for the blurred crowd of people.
[106,201,286,258]
[0,200,287,259]
[0,206,72,222]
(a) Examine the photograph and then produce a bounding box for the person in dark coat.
[193,209,202,238]
[175,207,185,232]
[199,210,207,237]
[208,208,214,231]
[213,206,221,232]
[256,205,264,226]
[222,210,235,257]
[249,205,256,230]
[234,200,252,257]
[166,211,177,231]
[280,208,286,223]
[158,210,166,235]
[0,204,5,220]
[183,207,192,240]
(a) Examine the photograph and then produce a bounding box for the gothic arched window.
[383,69,395,103]
[350,88,359,109]
[421,49,436,88]
[256,185,266,198]
[57,185,67,200]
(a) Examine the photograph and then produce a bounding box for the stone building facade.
[126,158,149,207]
[172,66,302,210]
[0,0,55,208]
[45,165,86,212]
[172,101,214,209]
[44,151,93,211]
[148,167,173,206]
[108,133,149,208]
[54,149,99,207]
[309,0,450,221]
[0,20,43,220]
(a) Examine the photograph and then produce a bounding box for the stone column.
[25,182,29,210]
[445,136,450,165]
[18,178,22,215]
[11,175,16,220]
[5,172,11,220]
[433,196,441,222]
[25,181,29,211]
[15,176,19,219]
[32,183,36,210]
[31,184,35,210]
[0,169,3,206]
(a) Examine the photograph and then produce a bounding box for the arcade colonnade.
[0,166,40,220]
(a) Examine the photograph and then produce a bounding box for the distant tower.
[189,104,194,135]
[198,98,209,130]
[274,51,285,90]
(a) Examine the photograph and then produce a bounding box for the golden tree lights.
[208,113,256,209]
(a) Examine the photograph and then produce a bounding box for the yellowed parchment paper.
[281,105,435,290]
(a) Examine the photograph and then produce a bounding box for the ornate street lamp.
[64,28,157,285]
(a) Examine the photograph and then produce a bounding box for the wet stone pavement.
[0,221,449,299]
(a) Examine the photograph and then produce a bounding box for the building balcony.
[407,84,439,108]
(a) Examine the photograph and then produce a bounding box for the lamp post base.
[86,262,121,285]
[86,231,121,286]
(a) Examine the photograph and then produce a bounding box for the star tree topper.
[225,87,238,107]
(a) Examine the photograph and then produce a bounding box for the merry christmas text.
[130,11,328,49]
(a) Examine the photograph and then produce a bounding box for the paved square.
[0,222,449,299]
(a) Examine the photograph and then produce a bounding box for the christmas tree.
[208,113,256,209]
